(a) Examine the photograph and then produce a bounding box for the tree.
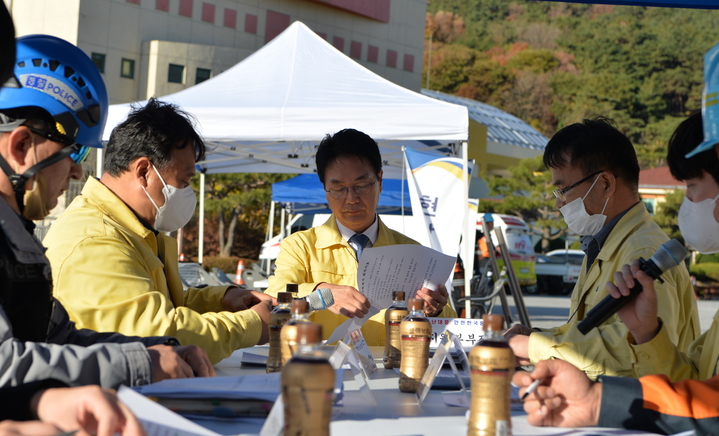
[652,188,685,244]
[479,155,568,252]
[191,173,293,258]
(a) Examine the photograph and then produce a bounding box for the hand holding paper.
[325,244,455,343]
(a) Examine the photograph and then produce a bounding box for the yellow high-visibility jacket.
[266,215,457,345]
[44,177,262,364]
[528,203,699,379]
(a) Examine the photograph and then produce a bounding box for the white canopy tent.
[102,21,469,177]
[101,21,473,313]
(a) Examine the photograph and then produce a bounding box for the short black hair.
[0,106,57,133]
[104,98,205,176]
[315,128,382,185]
[543,117,640,188]
[0,3,15,85]
[667,111,719,185]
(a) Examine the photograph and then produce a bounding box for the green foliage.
[424,1,719,161]
[690,262,719,282]
[483,155,567,252]
[697,253,719,264]
[651,189,684,243]
[185,173,294,258]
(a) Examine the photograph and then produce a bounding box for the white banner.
[403,148,472,275]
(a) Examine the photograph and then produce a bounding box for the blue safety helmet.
[0,34,108,150]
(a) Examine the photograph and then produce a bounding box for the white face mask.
[559,174,609,236]
[678,193,719,254]
[142,165,197,232]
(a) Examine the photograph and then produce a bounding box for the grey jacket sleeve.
[46,299,173,347]
[0,304,154,389]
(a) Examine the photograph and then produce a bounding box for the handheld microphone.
[576,239,688,335]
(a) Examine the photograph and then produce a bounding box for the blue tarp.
[537,1,719,8]
[271,174,412,215]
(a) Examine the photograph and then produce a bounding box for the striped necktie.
[349,233,370,260]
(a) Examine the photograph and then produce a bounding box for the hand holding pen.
[511,359,603,428]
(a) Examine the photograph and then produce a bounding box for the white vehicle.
[535,249,585,295]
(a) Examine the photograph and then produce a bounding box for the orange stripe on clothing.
[640,374,719,420]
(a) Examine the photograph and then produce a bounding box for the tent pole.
[462,141,472,318]
[401,145,407,234]
[266,201,275,276]
[198,172,205,264]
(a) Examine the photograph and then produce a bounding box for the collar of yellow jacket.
[594,202,651,263]
[314,214,396,250]
[81,177,155,240]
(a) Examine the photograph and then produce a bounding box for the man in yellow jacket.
[608,112,719,382]
[44,99,272,364]
[505,118,699,379]
[265,129,456,344]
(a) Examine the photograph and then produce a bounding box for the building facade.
[7,0,427,103]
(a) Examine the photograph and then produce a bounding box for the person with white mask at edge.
[504,117,699,380]
[43,98,274,365]
[513,110,719,436]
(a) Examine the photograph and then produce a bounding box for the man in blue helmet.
[0,34,214,389]
[0,22,149,436]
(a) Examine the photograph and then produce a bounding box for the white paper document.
[357,244,455,302]
[134,374,281,401]
[118,386,221,436]
[326,244,455,343]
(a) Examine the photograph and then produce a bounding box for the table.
[199,346,658,436]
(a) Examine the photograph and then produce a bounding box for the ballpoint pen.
[521,378,543,400]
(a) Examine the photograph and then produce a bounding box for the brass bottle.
[383,291,408,369]
[467,314,514,436]
[266,291,293,373]
[282,323,335,436]
[398,299,431,393]
[280,299,311,365]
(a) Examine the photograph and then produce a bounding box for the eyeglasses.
[552,170,603,202]
[26,126,90,165]
[325,179,377,199]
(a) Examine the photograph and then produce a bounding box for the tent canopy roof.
[102,21,468,178]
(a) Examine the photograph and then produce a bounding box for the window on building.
[196,68,211,84]
[91,53,106,73]
[168,64,185,84]
[121,58,135,79]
